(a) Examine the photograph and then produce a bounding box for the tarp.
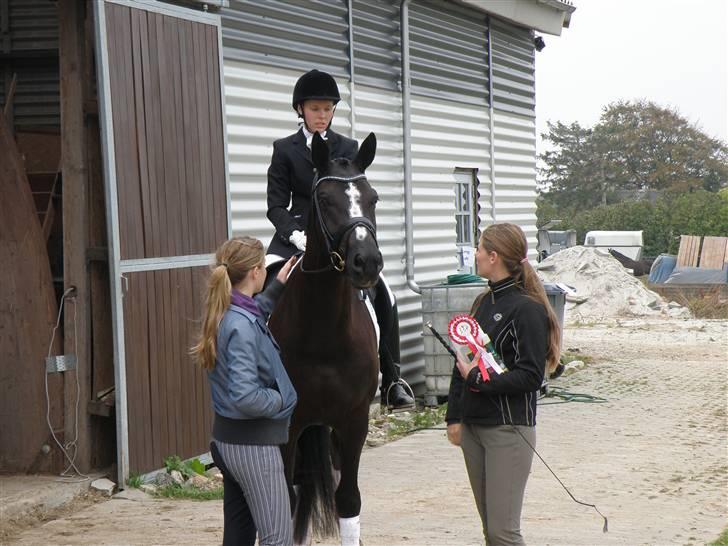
[648,254,677,284]
[664,266,728,284]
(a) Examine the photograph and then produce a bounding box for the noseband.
[303,173,377,273]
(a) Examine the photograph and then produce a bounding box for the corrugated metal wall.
[221,0,349,77]
[409,0,488,106]
[351,0,400,91]
[219,1,539,392]
[223,60,352,243]
[0,0,60,128]
[489,17,538,256]
[490,18,535,118]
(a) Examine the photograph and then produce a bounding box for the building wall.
[220,0,539,391]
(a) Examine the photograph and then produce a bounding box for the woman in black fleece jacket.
[446,223,561,546]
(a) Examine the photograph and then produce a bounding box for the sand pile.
[536,246,691,322]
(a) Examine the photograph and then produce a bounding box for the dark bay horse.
[268,132,382,545]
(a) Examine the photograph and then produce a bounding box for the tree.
[539,100,728,212]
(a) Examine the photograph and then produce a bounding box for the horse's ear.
[354,132,376,172]
[311,132,329,173]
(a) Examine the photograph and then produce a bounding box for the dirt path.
[9,318,727,546]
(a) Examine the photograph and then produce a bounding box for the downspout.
[347,0,357,138]
[487,16,497,223]
[401,0,420,294]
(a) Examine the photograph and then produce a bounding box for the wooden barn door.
[94,0,230,481]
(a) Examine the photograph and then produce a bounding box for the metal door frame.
[94,0,231,485]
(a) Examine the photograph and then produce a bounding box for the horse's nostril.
[354,254,365,269]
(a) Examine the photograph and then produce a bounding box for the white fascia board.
[458,0,575,36]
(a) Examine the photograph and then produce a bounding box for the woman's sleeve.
[254,279,285,320]
[465,301,548,395]
[226,325,283,418]
[266,141,301,240]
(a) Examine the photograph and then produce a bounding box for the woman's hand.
[276,256,299,285]
[447,423,462,446]
[456,353,478,379]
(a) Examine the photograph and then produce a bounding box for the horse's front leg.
[333,404,369,546]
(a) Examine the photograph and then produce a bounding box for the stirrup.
[382,379,415,413]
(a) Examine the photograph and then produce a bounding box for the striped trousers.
[210,441,293,546]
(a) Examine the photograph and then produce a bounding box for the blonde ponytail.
[191,265,231,370]
[191,237,265,370]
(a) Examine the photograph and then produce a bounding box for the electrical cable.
[45,287,90,481]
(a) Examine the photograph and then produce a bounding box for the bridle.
[300,173,378,274]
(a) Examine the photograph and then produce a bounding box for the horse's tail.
[293,425,338,543]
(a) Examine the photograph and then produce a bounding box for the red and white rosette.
[448,315,490,381]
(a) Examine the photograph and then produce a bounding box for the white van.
[584,230,644,260]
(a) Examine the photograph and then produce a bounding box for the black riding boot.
[373,279,414,410]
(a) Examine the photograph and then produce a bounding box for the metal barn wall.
[219,1,540,391]
[489,17,538,255]
[0,0,60,128]
[223,60,352,241]
[221,0,349,77]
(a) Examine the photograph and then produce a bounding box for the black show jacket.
[266,128,358,259]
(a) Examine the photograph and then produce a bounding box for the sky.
[534,0,728,155]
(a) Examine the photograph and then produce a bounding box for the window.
[453,168,480,272]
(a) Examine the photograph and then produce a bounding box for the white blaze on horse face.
[355,226,368,241]
[345,182,362,218]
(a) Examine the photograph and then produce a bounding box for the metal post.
[401,0,419,294]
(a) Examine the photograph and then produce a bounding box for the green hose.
[539,385,608,405]
[446,273,485,285]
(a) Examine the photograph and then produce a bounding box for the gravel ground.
[8,318,727,546]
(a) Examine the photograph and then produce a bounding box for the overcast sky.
[534,0,728,154]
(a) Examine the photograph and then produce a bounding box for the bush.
[540,190,728,256]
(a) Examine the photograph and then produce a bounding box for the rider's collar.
[301,126,327,148]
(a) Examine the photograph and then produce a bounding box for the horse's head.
[307,132,382,289]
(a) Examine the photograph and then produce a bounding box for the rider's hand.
[289,230,307,252]
[276,255,298,285]
[447,423,462,446]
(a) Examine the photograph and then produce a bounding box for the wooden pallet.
[676,235,701,267]
[699,236,728,269]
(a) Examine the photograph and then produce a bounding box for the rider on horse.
[265,69,414,411]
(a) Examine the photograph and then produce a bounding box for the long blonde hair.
[479,223,561,374]
[191,237,265,370]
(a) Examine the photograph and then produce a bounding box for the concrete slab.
[0,475,96,522]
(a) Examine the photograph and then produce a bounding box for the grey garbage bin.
[543,282,566,337]
[421,281,567,406]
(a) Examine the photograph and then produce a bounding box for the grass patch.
[385,404,447,440]
[707,527,728,546]
[126,473,143,489]
[560,350,594,365]
[678,288,728,320]
[646,283,728,319]
[154,483,224,501]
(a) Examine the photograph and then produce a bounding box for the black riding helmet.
[292,69,341,112]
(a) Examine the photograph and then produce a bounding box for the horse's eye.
[369,193,379,206]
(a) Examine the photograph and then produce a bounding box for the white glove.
[289,230,307,251]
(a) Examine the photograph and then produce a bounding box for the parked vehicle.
[584,230,643,260]
[537,226,577,262]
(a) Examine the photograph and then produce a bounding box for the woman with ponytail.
[445,223,561,546]
[191,237,297,546]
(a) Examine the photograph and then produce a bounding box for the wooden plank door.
[94,0,230,481]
